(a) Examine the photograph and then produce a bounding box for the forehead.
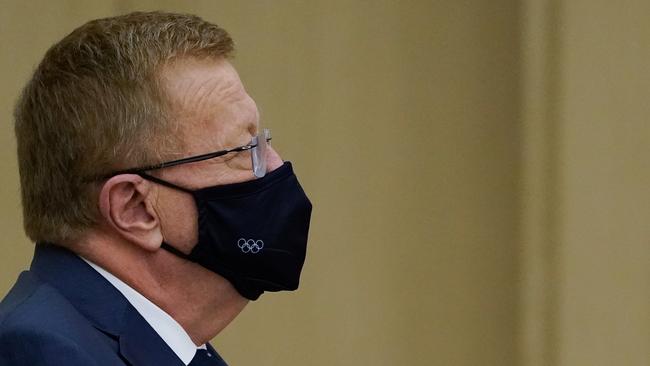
[159,57,258,153]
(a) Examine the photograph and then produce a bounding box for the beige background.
[0,1,648,366]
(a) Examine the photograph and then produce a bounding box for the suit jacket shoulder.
[0,270,121,365]
[0,243,195,366]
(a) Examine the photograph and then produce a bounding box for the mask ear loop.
[136,172,196,259]
[160,242,193,260]
[137,172,194,194]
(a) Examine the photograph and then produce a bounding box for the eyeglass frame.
[92,128,272,182]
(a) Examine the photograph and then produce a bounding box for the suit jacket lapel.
[118,305,186,366]
[30,243,186,366]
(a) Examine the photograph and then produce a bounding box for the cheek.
[265,146,283,173]
[159,190,199,252]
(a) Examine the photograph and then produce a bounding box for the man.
[0,11,312,366]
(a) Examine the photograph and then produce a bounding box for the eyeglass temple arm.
[102,145,253,178]
[94,136,271,180]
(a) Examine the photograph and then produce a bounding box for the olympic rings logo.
[237,238,264,254]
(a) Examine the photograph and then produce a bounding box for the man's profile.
[0,11,312,365]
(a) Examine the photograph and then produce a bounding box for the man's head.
[14,11,238,245]
[15,11,310,323]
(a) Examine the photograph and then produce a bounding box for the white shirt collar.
[81,257,206,365]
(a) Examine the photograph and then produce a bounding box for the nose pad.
[265,146,283,173]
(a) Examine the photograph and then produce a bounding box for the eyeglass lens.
[252,129,271,178]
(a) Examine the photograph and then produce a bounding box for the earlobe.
[98,175,163,251]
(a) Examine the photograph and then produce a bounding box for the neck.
[72,234,248,345]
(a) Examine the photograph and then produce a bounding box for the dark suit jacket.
[0,243,227,365]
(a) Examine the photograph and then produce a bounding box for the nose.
[265,145,283,173]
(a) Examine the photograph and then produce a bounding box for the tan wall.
[556,1,650,365]
[520,1,650,365]
[1,1,647,366]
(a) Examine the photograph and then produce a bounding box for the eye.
[226,148,253,170]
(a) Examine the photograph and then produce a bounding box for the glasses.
[98,128,272,180]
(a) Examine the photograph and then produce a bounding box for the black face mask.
[143,162,312,300]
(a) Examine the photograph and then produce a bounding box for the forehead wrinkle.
[160,59,258,161]
[162,59,241,116]
[186,77,220,114]
[178,74,239,119]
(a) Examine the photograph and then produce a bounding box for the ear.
[98,174,163,252]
